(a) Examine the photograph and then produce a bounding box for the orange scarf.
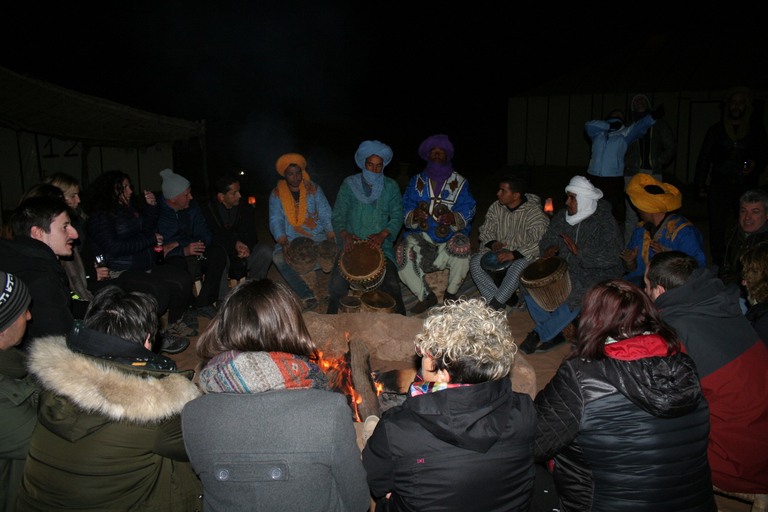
[277,180,307,228]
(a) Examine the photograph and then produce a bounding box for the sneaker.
[535,332,568,353]
[362,415,380,445]
[196,304,219,319]
[519,330,540,355]
[411,292,437,314]
[182,308,199,329]
[158,331,190,355]
[167,320,197,337]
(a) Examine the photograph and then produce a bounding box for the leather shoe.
[410,292,437,314]
[519,330,540,355]
[535,332,568,353]
[442,290,459,303]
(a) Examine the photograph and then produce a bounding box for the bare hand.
[183,241,206,257]
[154,233,164,245]
[496,251,515,263]
[163,241,179,256]
[95,265,110,281]
[413,208,429,221]
[621,247,639,271]
[144,190,156,206]
[326,231,336,241]
[542,245,559,259]
[560,234,578,255]
[340,230,356,250]
[649,239,664,254]
[367,230,388,249]
[438,211,456,225]
[235,241,250,258]
[491,241,506,252]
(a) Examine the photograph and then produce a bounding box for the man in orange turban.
[621,173,705,285]
[269,153,335,311]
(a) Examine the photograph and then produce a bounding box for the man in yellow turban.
[269,153,335,311]
[621,173,705,285]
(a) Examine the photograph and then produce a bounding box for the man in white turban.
[519,176,624,354]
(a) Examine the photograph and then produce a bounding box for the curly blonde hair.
[414,299,516,383]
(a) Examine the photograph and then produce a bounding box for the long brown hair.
[197,279,317,361]
[572,279,681,360]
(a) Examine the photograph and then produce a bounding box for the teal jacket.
[332,175,403,262]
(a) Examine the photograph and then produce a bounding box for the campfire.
[317,333,388,422]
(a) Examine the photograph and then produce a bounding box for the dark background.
[0,2,734,196]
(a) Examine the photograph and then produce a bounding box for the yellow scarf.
[277,179,307,228]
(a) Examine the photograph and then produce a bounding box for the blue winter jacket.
[586,115,655,177]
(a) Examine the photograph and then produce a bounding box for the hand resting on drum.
[541,245,560,259]
[366,229,390,249]
[496,251,516,263]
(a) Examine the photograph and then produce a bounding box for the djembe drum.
[480,251,514,287]
[520,257,571,312]
[339,241,386,291]
[285,237,318,275]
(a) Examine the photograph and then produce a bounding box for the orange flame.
[316,346,364,422]
[248,196,256,204]
[544,198,554,212]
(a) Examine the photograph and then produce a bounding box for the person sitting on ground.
[519,176,624,354]
[327,140,405,315]
[202,173,272,286]
[646,251,768,493]
[0,197,79,343]
[15,286,202,511]
[742,241,768,343]
[363,299,535,512]
[721,188,768,287]
[470,176,549,311]
[86,170,194,354]
[621,173,705,286]
[535,279,715,511]
[157,168,228,320]
[0,272,37,511]
[398,134,476,313]
[269,154,335,311]
[182,279,369,512]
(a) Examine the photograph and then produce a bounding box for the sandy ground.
[167,166,751,511]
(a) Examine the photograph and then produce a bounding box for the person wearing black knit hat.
[0,271,38,510]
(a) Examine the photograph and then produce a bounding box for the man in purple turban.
[397,135,476,313]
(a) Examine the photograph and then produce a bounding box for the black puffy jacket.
[535,334,716,512]
[363,378,535,512]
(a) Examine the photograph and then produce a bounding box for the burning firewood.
[348,337,381,420]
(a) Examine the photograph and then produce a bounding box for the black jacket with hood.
[362,377,535,512]
[534,334,715,512]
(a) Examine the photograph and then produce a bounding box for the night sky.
[0,3,714,192]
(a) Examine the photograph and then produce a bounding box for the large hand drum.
[286,237,318,275]
[481,251,514,287]
[520,257,571,312]
[339,241,386,291]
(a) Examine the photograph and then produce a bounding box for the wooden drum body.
[339,241,386,291]
[286,237,318,275]
[520,257,571,312]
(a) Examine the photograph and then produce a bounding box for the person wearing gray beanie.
[0,271,32,349]
[160,169,191,200]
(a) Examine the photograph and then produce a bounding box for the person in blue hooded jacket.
[585,108,657,211]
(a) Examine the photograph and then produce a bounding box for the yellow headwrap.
[626,174,682,213]
[275,153,311,228]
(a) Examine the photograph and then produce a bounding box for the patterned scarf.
[408,373,471,397]
[199,350,330,394]
[277,180,308,228]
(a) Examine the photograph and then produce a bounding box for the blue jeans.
[525,297,580,342]
[273,248,315,300]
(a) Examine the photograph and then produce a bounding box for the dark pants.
[327,258,405,315]
[167,244,228,308]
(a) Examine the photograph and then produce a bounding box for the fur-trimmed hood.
[28,335,200,426]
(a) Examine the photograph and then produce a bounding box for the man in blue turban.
[397,134,476,313]
[327,141,405,314]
